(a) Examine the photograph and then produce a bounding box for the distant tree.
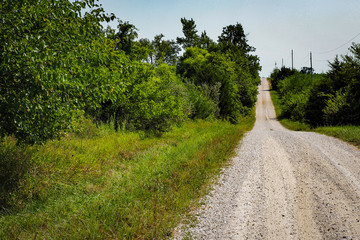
[269,67,297,90]
[199,31,216,50]
[114,20,138,55]
[300,67,314,74]
[132,38,154,63]
[218,23,254,54]
[152,34,180,65]
[177,18,199,49]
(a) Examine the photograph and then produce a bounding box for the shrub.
[177,47,243,123]
[323,89,351,125]
[185,82,220,120]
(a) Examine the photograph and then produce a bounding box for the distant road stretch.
[174,78,360,239]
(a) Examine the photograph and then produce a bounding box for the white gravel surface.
[173,78,360,239]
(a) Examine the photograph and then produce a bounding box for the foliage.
[1,1,261,141]
[149,34,180,65]
[185,82,221,120]
[0,117,255,239]
[269,67,297,90]
[177,18,200,49]
[270,42,360,127]
[306,43,360,126]
[218,23,254,53]
[96,63,185,134]
[277,73,323,121]
[112,20,138,55]
[0,0,119,143]
[177,47,243,123]
[270,90,311,131]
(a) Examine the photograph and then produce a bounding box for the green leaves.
[0,0,125,143]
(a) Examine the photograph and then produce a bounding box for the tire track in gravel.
[173,78,360,239]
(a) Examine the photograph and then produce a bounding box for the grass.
[270,89,360,148]
[0,115,254,239]
[315,126,360,147]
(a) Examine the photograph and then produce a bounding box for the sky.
[97,0,360,77]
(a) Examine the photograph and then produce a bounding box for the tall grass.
[0,115,254,239]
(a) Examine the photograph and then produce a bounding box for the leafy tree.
[113,20,138,55]
[177,18,199,49]
[218,23,261,83]
[300,67,314,74]
[132,38,154,63]
[199,31,216,50]
[99,63,185,134]
[269,67,297,90]
[0,0,119,143]
[308,43,360,125]
[178,47,242,122]
[151,34,180,65]
[218,23,254,53]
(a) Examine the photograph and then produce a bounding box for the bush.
[323,89,351,125]
[275,72,324,122]
[185,82,220,120]
[177,47,243,123]
[269,67,297,90]
[306,43,360,126]
[97,63,186,134]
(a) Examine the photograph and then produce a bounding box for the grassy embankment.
[0,116,254,239]
[270,90,360,148]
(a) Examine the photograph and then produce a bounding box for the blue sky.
[98,0,360,76]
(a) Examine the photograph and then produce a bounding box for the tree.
[132,38,154,63]
[218,23,254,54]
[177,47,242,123]
[177,18,199,49]
[300,67,314,74]
[114,20,138,55]
[199,31,216,50]
[0,0,123,143]
[269,67,297,90]
[151,34,180,65]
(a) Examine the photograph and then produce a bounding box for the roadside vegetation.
[269,44,360,147]
[0,0,260,238]
[0,116,254,239]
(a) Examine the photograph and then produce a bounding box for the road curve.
[174,78,360,239]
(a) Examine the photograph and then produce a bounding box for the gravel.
[173,78,360,239]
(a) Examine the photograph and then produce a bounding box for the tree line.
[0,0,261,144]
[269,43,360,126]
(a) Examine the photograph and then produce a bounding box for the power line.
[317,32,360,54]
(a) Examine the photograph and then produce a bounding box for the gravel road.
[173,78,360,239]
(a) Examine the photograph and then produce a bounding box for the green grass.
[0,115,254,239]
[270,89,360,148]
[315,126,360,147]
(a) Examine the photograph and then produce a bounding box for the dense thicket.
[270,43,360,126]
[1,1,261,143]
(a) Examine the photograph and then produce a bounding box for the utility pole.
[310,51,313,80]
[282,58,284,68]
[275,61,277,69]
[291,50,294,70]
